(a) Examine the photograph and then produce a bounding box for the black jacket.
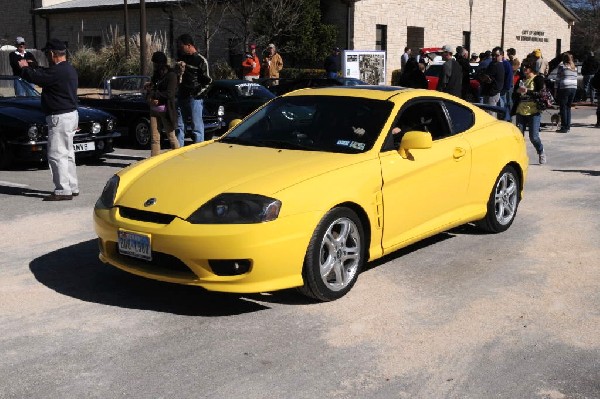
[21,62,78,116]
[9,50,38,76]
[178,52,212,98]
[436,59,462,97]
[481,61,505,96]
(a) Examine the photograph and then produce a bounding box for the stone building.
[0,0,579,83]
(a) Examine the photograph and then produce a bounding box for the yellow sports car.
[94,87,528,301]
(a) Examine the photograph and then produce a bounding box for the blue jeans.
[583,75,595,103]
[516,113,544,155]
[557,88,576,130]
[176,95,204,146]
[497,92,511,121]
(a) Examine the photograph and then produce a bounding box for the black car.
[202,79,275,134]
[0,75,120,169]
[261,77,367,96]
[78,76,225,147]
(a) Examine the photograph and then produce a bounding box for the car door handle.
[453,147,467,159]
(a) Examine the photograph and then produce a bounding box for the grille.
[108,241,195,276]
[119,206,176,224]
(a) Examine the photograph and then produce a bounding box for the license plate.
[74,142,95,152]
[118,229,152,261]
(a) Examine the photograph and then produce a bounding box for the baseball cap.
[16,36,26,45]
[267,43,275,49]
[249,43,256,49]
[151,51,168,64]
[441,44,453,53]
[533,49,542,57]
[42,38,67,52]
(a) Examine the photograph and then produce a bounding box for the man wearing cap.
[9,36,38,77]
[324,47,341,78]
[19,38,79,201]
[436,44,462,98]
[533,49,549,76]
[242,44,261,81]
[262,43,283,84]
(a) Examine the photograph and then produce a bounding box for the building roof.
[545,0,580,22]
[34,0,182,13]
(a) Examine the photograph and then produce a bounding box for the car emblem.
[144,198,157,207]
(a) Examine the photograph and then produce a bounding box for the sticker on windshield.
[235,82,261,96]
[336,140,365,151]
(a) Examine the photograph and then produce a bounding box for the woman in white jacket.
[556,52,578,133]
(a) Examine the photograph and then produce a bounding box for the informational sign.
[342,50,386,85]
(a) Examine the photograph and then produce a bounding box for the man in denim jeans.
[175,34,212,146]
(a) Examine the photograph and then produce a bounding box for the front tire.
[299,208,365,301]
[477,165,520,233]
[0,138,13,169]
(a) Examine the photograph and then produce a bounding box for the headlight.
[106,119,115,132]
[187,193,281,224]
[91,122,102,134]
[27,125,39,140]
[95,175,120,209]
[217,105,225,117]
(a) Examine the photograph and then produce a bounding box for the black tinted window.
[444,101,475,134]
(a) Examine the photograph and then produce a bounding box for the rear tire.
[476,165,520,233]
[298,207,365,301]
[131,118,151,148]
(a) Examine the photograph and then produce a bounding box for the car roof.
[213,79,262,86]
[283,85,411,100]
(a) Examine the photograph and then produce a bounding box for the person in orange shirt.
[242,44,261,81]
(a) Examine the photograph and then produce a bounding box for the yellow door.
[380,136,471,251]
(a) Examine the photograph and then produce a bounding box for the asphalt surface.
[1,105,599,398]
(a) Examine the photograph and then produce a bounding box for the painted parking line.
[0,181,29,188]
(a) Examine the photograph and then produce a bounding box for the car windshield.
[107,76,149,98]
[220,95,393,153]
[233,82,274,100]
[425,64,442,77]
[0,77,40,97]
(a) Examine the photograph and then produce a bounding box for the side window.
[444,101,475,134]
[396,101,451,141]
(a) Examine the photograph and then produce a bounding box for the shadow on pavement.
[0,185,52,198]
[30,239,271,316]
[552,168,600,177]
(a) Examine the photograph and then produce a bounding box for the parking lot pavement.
[0,106,599,398]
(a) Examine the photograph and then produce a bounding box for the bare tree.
[222,0,263,50]
[565,0,600,55]
[174,0,229,60]
[253,0,304,50]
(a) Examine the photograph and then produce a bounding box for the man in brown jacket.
[262,43,283,85]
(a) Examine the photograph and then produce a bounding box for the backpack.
[535,83,554,111]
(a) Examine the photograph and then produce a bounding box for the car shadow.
[30,239,270,316]
[552,168,600,177]
[0,184,52,198]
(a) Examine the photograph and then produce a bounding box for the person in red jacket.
[242,44,261,81]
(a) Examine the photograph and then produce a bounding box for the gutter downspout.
[31,0,37,49]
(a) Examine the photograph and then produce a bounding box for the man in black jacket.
[19,39,79,201]
[175,33,212,146]
[582,52,599,104]
[436,44,462,98]
[481,47,505,117]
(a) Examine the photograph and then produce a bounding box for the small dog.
[550,113,561,127]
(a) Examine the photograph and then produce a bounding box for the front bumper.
[94,206,321,293]
[8,132,121,163]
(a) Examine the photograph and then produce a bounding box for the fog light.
[208,259,251,276]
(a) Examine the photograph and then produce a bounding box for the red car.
[425,62,481,102]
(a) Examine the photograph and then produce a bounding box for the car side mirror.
[228,119,243,130]
[398,131,432,159]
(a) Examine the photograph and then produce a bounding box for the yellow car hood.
[116,142,368,218]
